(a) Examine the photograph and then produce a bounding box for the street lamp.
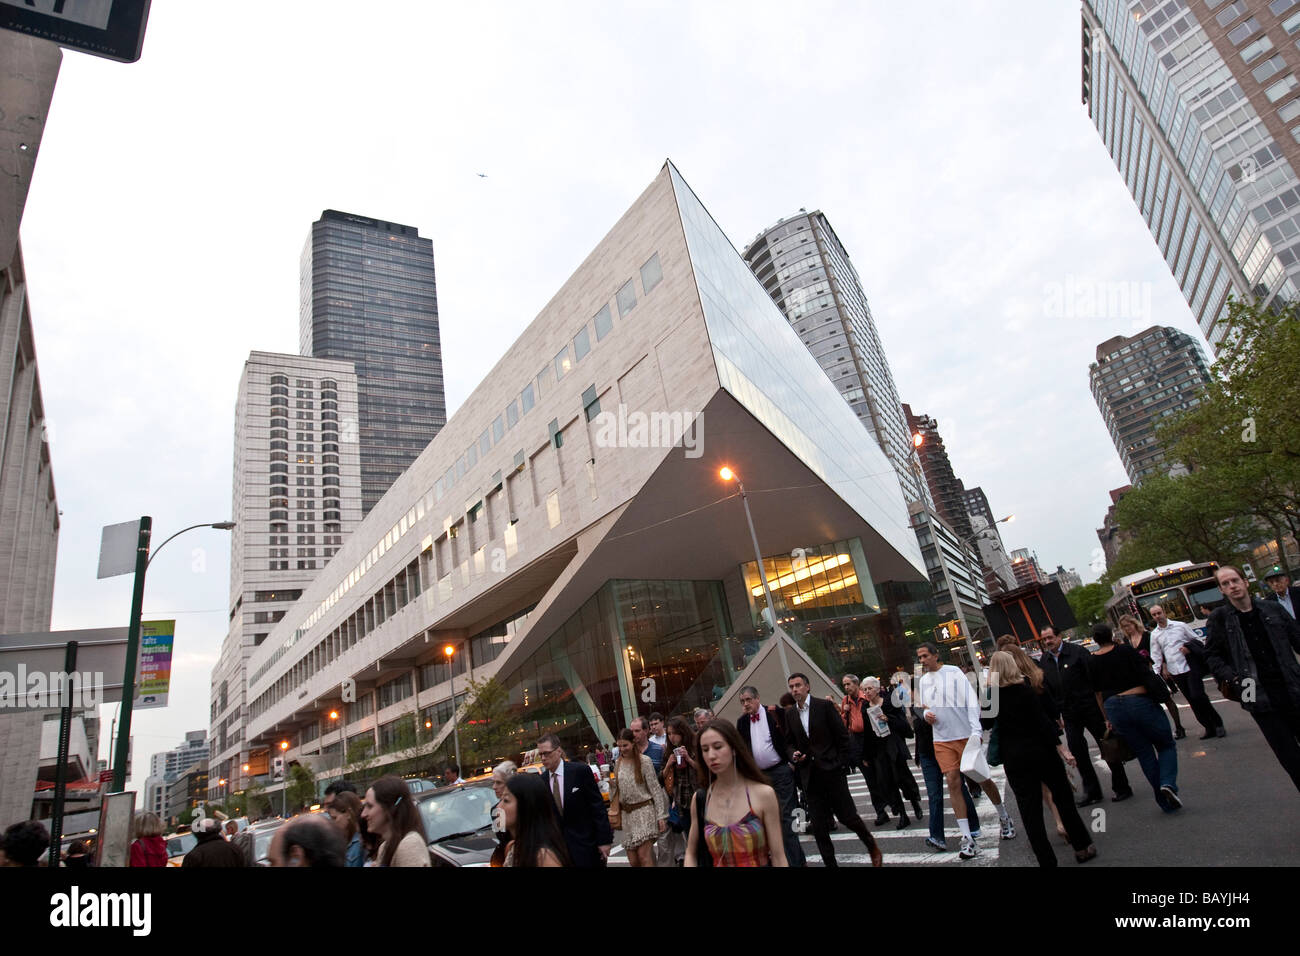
[718,466,791,679]
[112,519,235,792]
[443,642,463,778]
[279,741,289,817]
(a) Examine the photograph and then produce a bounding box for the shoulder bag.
[1098,729,1135,763]
[691,788,713,867]
[607,760,622,831]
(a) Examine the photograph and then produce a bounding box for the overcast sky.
[18,2,1206,787]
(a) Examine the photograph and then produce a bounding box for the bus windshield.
[1186,582,1228,619]
[1136,588,1193,624]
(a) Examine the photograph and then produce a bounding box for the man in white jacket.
[915,643,1014,859]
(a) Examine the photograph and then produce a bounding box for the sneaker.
[1000,817,1016,840]
[969,828,982,840]
[1160,786,1182,811]
[924,837,948,851]
[959,836,978,860]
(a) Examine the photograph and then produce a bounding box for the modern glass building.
[1082,0,1300,350]
[300,210,446,514]
[240,163,936,785]
[740,211,930,506]
[1089,324,1211,483]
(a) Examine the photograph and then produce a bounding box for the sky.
[16,2,1209,788]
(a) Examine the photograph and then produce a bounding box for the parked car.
[165,831,197,867]
[416,780,498,867]
[249,820,285,866]
[404,778,439,794]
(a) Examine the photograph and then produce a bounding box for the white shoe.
[959,836,978,860]
[1000,817,1016,840]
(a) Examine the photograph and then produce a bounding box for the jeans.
[1104,693,1178,809]
[762,761,806,866]
[919,754,977,845]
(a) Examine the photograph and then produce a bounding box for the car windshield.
[418,785,496,842]
[166,833,197,857]
[253,825,282,861]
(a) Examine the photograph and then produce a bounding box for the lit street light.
[719,466,791,679]
[279,740,289,817]
[443,642,464,777]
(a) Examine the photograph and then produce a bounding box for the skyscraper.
[208,352,362,799]
[301,210,446,513]
[1081,0,1300,350]
[740,211,929,505]
[902,404,972,540]
[1090,325,1211,483]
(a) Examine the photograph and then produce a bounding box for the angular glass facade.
[300,210,447,513]
[1083,0,1300,349]
[668,166,925,571]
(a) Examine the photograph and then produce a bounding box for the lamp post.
[718,466,791,679]
[279,740,289,817]
[111,519,235,793]
[443,642,464,777]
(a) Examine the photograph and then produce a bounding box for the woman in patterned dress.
[684,720,788,867]
[612,727,668,866]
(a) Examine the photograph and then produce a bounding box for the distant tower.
[301,210,447,513]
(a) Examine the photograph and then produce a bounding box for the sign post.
[111,517,150,793]
[0,0,151,63]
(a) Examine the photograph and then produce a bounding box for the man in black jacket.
[783,672,882,867]
[537,733,613,867]
[1039,626,1133,805]
[182,818,247,867]
[736,685,805,866]
[1206,566,1300,793]
[1264,566,1300,620]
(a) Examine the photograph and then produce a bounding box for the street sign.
[97,519,140,579]
[0,0,150,63]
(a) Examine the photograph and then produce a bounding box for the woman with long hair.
[1119,613,1186,739]
[361,775,430,866]
[988,652,1096,866]
[684,719,789,867]
[129,811,167,867]
[996,635,1069,842]
[325,790,365,867]
[500,772,570,867]
[612,727,669,867]
[1085,623,1182,812]
[660,716,702,866]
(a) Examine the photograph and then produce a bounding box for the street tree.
[1066,581,1111,630]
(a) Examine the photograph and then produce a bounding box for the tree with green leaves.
[287,762,318,812]
[457,676,519,773]
[1065,582,1111,631]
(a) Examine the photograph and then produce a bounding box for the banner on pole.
[134,620,174,710]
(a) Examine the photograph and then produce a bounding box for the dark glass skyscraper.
[301,210,446,513]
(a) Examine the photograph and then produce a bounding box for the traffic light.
[947,621,961,639]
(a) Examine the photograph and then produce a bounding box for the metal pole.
[112,516,151,793]
[449,648,462,776]
[49,640,78,867]
[737,480,791,679]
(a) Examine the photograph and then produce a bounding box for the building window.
[616,279,637,317]
[573,325,591,362]
[582,385,600,422]
[593,304,613,341]
[492,415,505,443]
[520,383,535,415]
[554,346,572,380]
[640,253,663,295]
[546,491,561,529]
[548,418,562,449]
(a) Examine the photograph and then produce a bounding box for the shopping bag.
[959,736,991,784]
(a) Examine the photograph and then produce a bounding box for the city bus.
[1103,562,1224,639]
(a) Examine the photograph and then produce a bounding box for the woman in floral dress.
[612,727,668,866]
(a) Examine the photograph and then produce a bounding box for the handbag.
[1098,729,1135,764]
[607,761,622,830]
[959,736,991,783]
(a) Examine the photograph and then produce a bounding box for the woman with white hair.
[489,760,517,867]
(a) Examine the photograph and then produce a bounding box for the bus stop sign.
[0,0,150,63]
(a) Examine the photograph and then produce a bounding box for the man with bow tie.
[736,685,806,866]
[537,732,612,867]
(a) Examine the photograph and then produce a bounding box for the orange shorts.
[934,739,967,775]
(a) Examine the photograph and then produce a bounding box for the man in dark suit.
[537,733,612,867]
[1265,567,1300,620]
[1039,626,1133,805]
[783,673,882,867]
[736,684,805,866]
